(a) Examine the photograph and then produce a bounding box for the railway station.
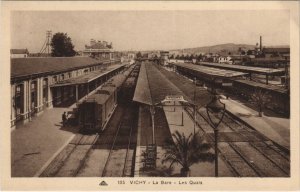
[10,57,123,128]
[10,57,290,177]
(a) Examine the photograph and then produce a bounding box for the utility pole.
[39,30,52,56]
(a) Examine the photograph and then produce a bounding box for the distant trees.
[51,33,76,57]
[136,52,142,58]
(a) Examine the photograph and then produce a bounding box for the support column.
[150,106,156,145]
[266,74,269,85]
[11,84,16,129]
[47,76,53,108]
[27,80,32,121]
[39,78,43,112]
[75,84,79,102]
[22,81,28,123]
[36,78,43,114]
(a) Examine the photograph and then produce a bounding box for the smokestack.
[260,36,262,51]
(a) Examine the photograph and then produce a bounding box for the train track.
[40,133,99,177]
[101,105,137,177]
[184,106,290,177]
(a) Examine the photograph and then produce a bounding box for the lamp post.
[206,91,226,177]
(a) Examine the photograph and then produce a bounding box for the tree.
[162,131,214,177]
[51,33,76,57]
[250,89,271,117]
[197,54,203,61]
[136,52,142,58]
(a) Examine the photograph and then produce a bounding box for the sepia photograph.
[0,1,299,191]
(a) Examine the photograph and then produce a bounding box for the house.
[11,49,29,58]
[218,56,233,64]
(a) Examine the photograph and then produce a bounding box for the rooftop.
[11,49,29,54]
[50,64,125,87]
[262,47,290,53]
[133,62,191,106]
[199,62,285,75]
[11,57,108,78]
[173,62,248,78]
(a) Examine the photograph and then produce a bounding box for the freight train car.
[77,64,137,132]
[78,85,117,132]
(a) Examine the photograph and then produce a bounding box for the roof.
[234,79,288,95]
[133,62,191,105]
[250,57,288,63]
[263,47,290,54]
[173,62,247,78]
[199,62,285,75]
[85,42,112,50]
[84,94,110,104]
[11,57,104,78]
[50,64,124,87]
[11,49,29,54]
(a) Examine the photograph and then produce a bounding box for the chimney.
[260,36,262,51]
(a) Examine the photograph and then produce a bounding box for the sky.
[11,10,290,52]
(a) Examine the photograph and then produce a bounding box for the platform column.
[150,105,156,145]
[47,76,53,108]
[11,84,16,128]
[75,84,79,102]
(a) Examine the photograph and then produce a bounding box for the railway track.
[40,133,99,177]
[184,106,290,177]
[101,105,138,177]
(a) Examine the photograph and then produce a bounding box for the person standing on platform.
[62,112,67,127]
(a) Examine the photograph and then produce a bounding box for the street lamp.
[206,92,226,177]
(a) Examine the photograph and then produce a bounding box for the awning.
[173,62,248,78]
[50,64,124,87]
[133,62,191,106]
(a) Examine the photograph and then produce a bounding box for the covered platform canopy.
[234,79,288,95]
[133,62,192,106]
[172,62,248,78]
[199,62,285,75]
[50,64,124,87]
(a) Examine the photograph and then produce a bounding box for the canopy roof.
[50,64,124,87]
[199,62,285,75]
[133,62,191,106]
[173,62,247,78]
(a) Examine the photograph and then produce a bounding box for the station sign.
[161,95,187,103]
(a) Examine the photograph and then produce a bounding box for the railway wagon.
[78,85,117,132]
[78,65,137,132]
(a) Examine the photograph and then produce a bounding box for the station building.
[10,56,123,129]
[83,39,116,59]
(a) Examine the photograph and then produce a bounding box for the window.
[53,76,58,83]
[43,79,48,87]
[31,82,36,90]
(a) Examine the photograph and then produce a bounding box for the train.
[77,64,139,132]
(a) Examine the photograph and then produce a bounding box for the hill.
[169,43,256,55]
